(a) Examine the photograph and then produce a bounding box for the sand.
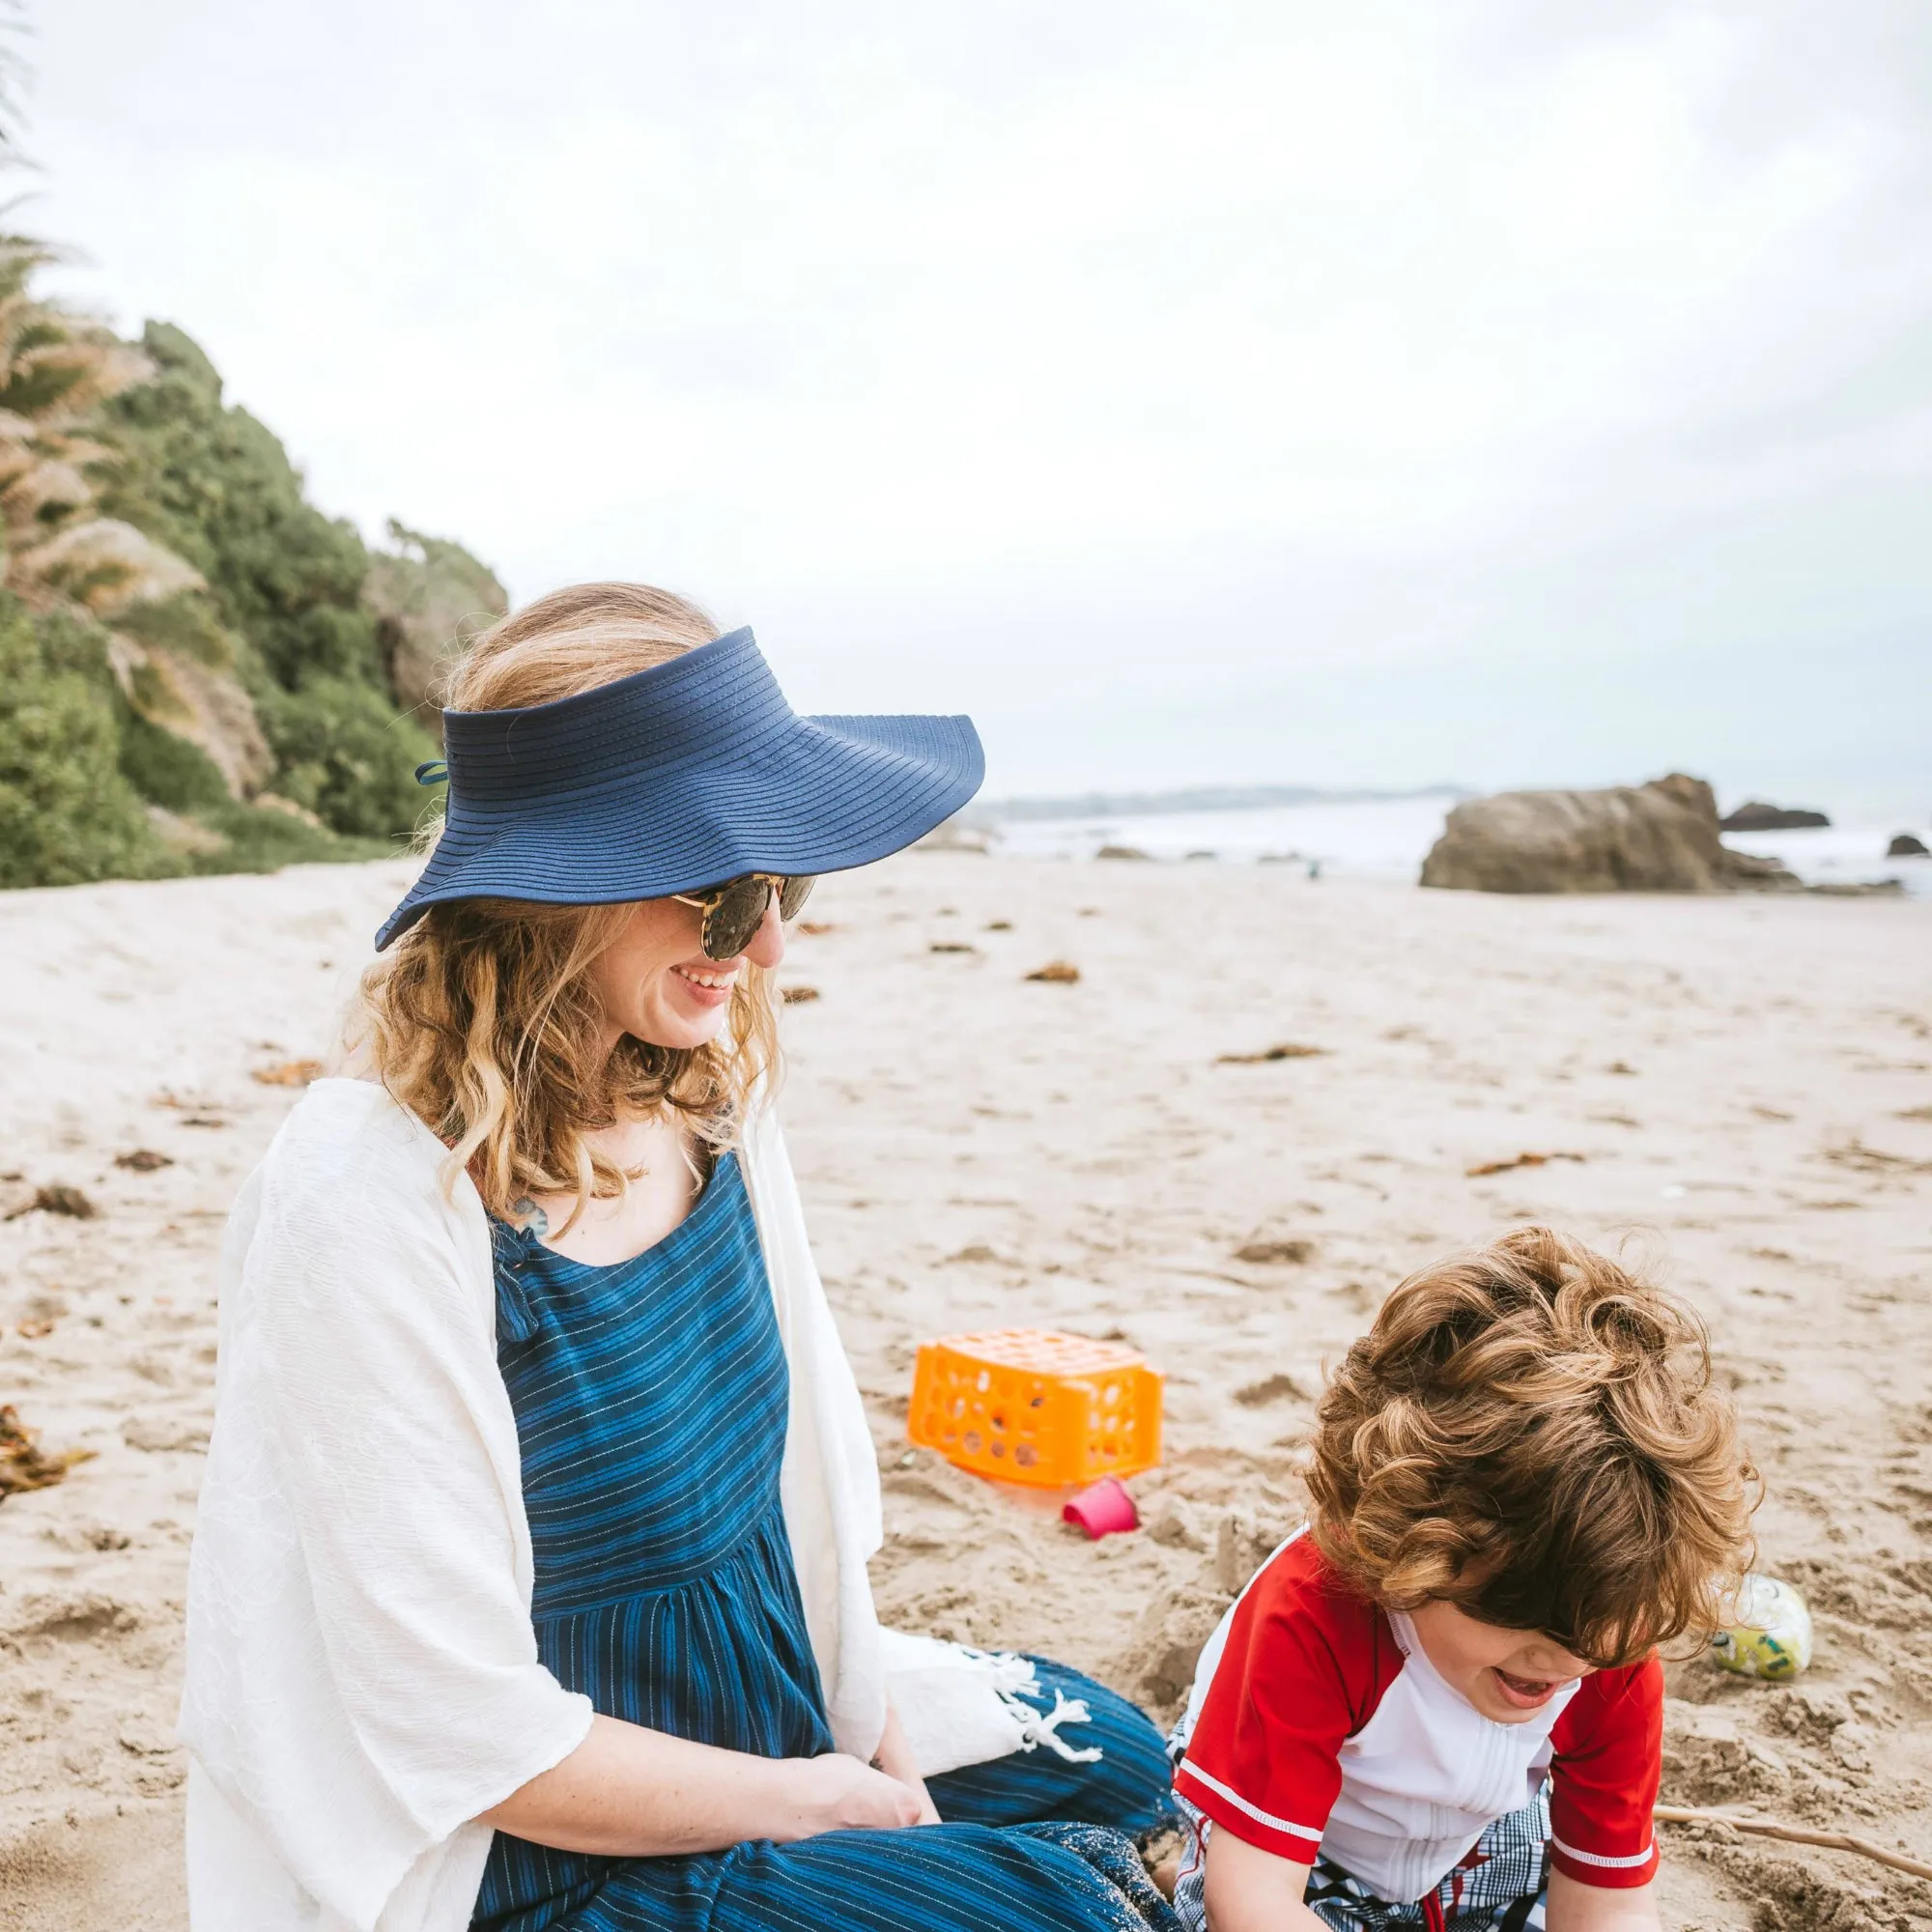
[3,851,1930,1930]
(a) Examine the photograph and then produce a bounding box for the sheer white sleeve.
[181,1081,591,1932]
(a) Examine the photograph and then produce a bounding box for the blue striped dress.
[474,1150,1179,1932]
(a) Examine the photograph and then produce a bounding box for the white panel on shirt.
[1324,1610,1575,1902]
[1173,1532,1579,1906]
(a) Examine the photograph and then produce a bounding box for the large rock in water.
[1720,800,1831,831]
[1420,775,1802,894]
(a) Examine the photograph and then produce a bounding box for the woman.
[182,584,1178,1932]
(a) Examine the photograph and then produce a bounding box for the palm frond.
[10,516,207,615]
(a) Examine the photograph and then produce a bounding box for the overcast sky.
[27,1,1932,807]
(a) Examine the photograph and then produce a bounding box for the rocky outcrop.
[1719,800,1831,831]
[1420,774,1803,895]
[1888,833,1929,859]
[363,521,508,737]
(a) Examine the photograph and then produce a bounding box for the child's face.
[1407,1599,1596,1724]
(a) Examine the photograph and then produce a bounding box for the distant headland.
[962,782,1472,825]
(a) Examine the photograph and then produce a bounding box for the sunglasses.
[671,873,817,960]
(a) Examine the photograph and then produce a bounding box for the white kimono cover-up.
[181,1079,1032,1932]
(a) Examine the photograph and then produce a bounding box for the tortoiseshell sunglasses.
[671,873,817,959]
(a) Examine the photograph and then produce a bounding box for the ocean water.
[1721,822,1932,899]
[982,792,1932,899]
[985,791,1463,877]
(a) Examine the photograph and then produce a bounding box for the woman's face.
[588,888,786,1053]
[1406,1599,1596,1724]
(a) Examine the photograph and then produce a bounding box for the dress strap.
[488,1215,545,1346]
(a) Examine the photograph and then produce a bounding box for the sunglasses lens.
[779,875,817,922]
[702,879,771,959]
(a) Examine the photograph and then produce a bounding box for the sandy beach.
[3,851,1930,1930]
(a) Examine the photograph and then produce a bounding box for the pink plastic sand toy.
[1062,1476,1140,1540]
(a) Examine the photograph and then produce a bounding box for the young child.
[1168,1226,1755,1932]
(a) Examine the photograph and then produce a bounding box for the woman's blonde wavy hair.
[1305,1226,1758,1666]
[354,583,780,1230]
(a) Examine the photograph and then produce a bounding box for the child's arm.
[1546,1872,1662,1931]
[1548,1657,1665,1928]
[1202,1827,1327,1932]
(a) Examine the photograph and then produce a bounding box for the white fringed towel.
[878,1630,1105,1776]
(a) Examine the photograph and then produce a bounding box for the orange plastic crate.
[907,1328,1163,1488]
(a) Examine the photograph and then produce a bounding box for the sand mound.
[1,1802,185,1932]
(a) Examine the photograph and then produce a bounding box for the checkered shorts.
[1172,1788,1550,1932]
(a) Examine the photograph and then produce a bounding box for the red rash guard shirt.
[1171,1532,1662,1903]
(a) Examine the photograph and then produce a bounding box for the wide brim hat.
[374,626,983,951]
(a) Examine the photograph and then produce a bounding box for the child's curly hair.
[1305,1226,1757,1667]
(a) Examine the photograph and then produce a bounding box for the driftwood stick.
[1655,1804,1932,1883]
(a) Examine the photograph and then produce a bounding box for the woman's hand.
[869,1698,944,1826]
[785,1752,926,1835]
[482,1715,923,1857]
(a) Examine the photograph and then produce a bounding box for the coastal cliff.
[0,243,504,890]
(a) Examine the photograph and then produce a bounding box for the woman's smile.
[669,959,739,1007]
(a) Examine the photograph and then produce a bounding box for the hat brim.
[375,710,982,951]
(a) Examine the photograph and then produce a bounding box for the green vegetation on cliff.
[0,239,507,891]
[0,601,168,890]
[98,324,389,693]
